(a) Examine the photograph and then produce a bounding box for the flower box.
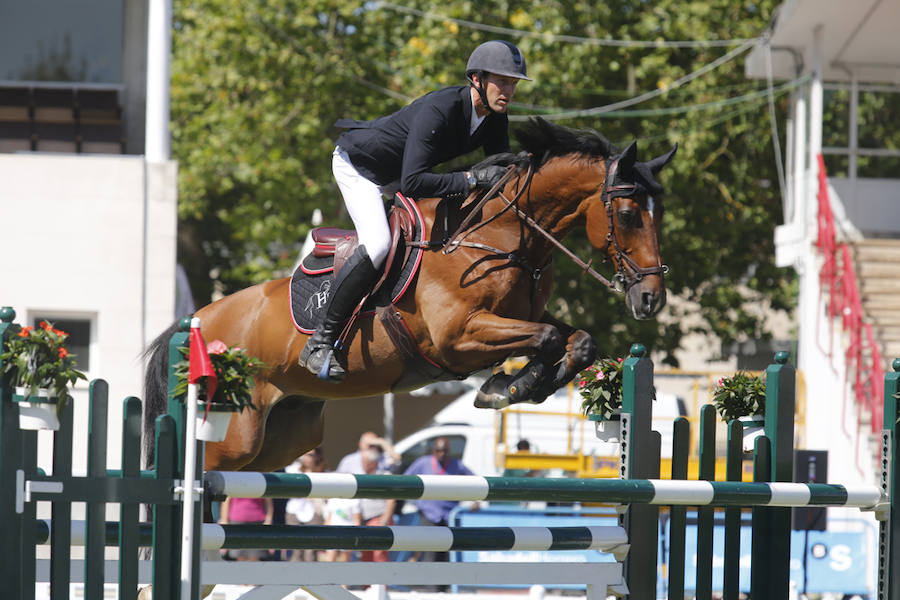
[13,386,60,430]
[589,411,622,442]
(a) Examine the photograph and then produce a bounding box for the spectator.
[358,445,396,563]
[503,439,542,478]
[403,437,474,558]
[337,431,398,473]
[284,447,327,562]
[320,495,361,562]
[219,496,275,561]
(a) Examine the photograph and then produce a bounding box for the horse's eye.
[618,209,638,226]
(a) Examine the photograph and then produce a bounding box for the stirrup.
[300,341,346,382]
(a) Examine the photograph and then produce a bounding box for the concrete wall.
[1,153,177,471]
[830,177,900,237]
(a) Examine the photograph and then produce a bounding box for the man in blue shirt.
[403,436,474,526]
[403,436,475,576]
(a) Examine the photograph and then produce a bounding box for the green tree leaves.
[170,0,791,365]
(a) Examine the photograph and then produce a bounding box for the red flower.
[17,326,33,337]
[207,340,228,355]
[40,320,50,330]
[58,347,68,359]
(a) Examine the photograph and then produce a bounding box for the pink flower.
[207,340,228,355]
[716,377,724,388]
[579,379,587,388]
[596,370,604,380]
[617,358,623,363]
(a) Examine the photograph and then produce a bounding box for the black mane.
[514,117,617,164]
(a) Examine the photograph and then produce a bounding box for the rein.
[425,155,667,294]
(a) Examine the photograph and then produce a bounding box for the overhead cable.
[377,1,758,49]
[509,38,759,121]
[509,76,805,121]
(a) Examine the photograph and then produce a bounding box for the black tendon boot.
[298,246,380,381]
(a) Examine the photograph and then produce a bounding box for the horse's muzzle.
[625,278,667,320]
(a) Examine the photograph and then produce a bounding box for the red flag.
[188,325,218,400]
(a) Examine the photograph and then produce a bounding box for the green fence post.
[696,404,717,600]
[0,307,24,600]
[167,317,191,467]
[118,397,142,600]
[723,420,744,600]
[667,417,690,600]
[152,414,180,600]
[620,343,659,600]
[750,435,772,599]
[763,351,795,600]
[85,379,109,599]
[50,398,74,600]
[882,359,900,600]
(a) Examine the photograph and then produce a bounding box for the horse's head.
[583,140,677,320]
[513,118,676,320]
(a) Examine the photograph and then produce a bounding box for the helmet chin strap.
[470,73,495,115]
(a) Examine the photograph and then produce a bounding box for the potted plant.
[0,320,87,430]
[579,357,627,441]
[170,339,265,442]
[712,371,766,452]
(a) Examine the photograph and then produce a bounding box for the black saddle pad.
[289,194,426,334]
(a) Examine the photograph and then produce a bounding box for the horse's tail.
[142,320,180,468]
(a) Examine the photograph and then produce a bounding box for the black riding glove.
[471,165,507,190]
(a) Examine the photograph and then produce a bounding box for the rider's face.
[475,73,519,114]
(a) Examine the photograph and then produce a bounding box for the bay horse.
[142,117,676,474]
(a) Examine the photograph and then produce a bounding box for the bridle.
[435,153,668,294]
[598,156,669,291]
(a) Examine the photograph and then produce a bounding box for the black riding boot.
[298,245,380,381]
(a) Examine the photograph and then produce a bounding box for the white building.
[1,1,178,470]
[746,0,900,489]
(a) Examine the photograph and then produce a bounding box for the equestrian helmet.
[466,40,531,81]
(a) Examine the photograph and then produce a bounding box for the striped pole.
[205,472,883,508]
[36,520,628,554]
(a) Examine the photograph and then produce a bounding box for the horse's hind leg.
[241,397,325,472]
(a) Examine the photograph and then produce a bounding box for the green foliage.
[712,371,766,422]
[170,341,266,410]
[170,0,795,364]
[579,357,626,418]
[0,321,87,400]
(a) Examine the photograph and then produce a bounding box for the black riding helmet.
[465,40,531,114]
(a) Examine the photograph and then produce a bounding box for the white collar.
[470,91,486,135]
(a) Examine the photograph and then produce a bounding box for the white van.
[393,386,686,476]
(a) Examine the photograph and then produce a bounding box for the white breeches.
[332,146,391,268]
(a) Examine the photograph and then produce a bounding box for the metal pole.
[145,0,172,161]
[383,392,394,444]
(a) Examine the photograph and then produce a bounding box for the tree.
[170,0,791,365]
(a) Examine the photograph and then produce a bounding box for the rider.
[299,40,532,381]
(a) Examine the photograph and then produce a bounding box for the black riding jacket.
[335,86,510,200]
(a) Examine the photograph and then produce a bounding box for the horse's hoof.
[474,390,510,409]
[475,373,515,409]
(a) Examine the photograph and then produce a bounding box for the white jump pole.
[180,317,203,599]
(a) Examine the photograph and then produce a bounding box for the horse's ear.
[619,141,638,171]
[647,143,678,175]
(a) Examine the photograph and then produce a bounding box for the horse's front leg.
[535,311,598,391]
[443,311,564,409]
[473,312,597,409]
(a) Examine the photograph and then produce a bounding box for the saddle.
[289,194,458,390]
[310,204,416,295]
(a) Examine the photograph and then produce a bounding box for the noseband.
[440,155,668,294]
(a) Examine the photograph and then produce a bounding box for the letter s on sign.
[829,544,852,572]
